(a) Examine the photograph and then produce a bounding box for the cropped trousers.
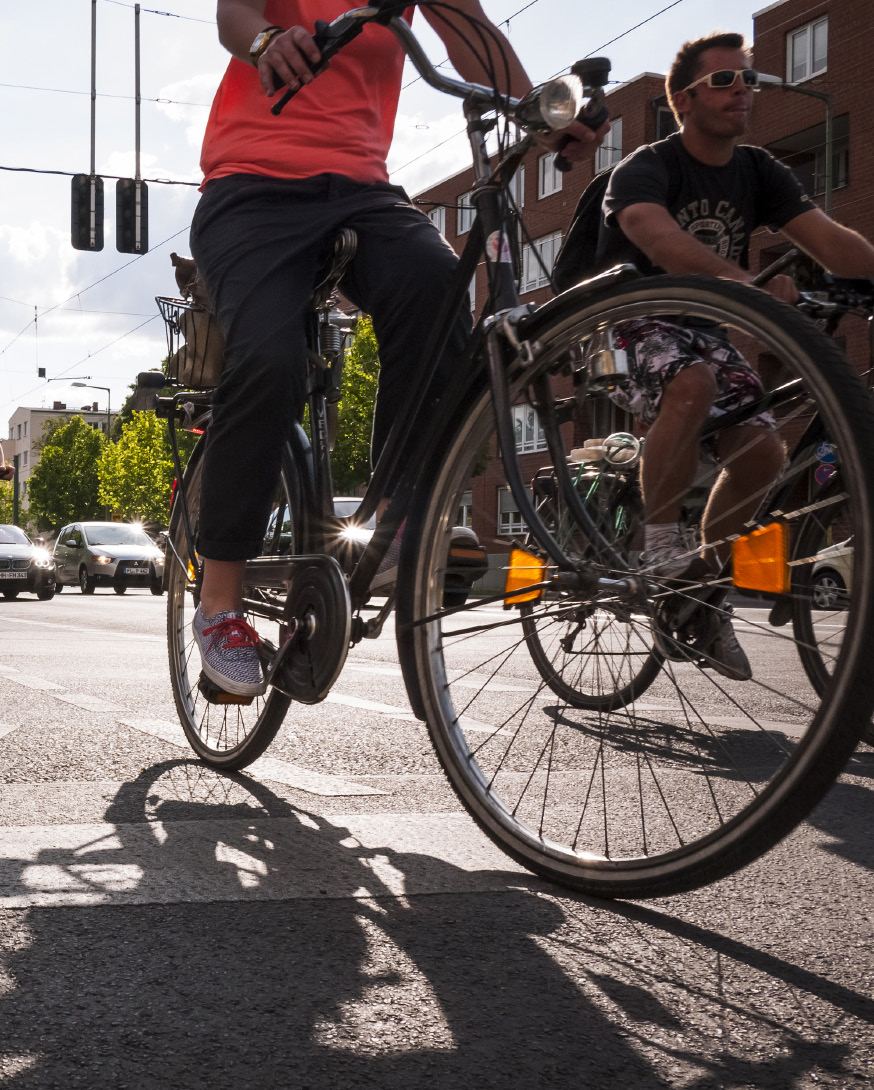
[190,172,470,561]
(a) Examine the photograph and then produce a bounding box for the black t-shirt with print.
[597,132,816,274]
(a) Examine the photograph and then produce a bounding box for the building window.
[512,404,546,453]
[538,153,562,198]
[457,190,475,234]
[787,17,827,83]
[469,273,477,312]
[22,451,28,466]
[767,115,849,199]
[521,230,562,293]
[23,422,27,437]
[428,205,446,235]
[508,165,525,208]
[498,487,526,537]
[456,490,473,528]
[16,424,21,439]
[595,117,623,173]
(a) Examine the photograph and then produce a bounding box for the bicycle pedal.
[197,673,256,706]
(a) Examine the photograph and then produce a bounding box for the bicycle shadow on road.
[0,759,667,1089]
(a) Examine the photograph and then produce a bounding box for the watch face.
[250,30,275,58]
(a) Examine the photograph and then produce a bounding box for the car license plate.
[0,571,27,579]
[124,567,149,575]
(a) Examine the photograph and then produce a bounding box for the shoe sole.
[198,657,267,697]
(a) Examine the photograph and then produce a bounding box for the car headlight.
[32,548,53,568]
[94,554,112,565]
[152,554,165,565]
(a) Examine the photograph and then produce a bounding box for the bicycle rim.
[166,443,294,770]
[403,276,874,898]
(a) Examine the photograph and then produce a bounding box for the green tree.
[98,411,176,524]
[27,416,105,532]
[0,482,13,525]
[332,317,380,494]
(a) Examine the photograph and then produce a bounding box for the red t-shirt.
[200,1,413,186]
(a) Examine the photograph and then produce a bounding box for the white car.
[811,539,852,609]
[53,521,165,596]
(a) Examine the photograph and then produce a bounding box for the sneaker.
[641,531,709,583]
[370,528,403,595]
[702,609,752,681]
[193,605,266,696]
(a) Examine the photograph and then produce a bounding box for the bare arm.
[422,0,600,159]
[781,207,874,278]
[616,203,799,302]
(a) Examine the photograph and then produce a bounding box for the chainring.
[269,555,351,704]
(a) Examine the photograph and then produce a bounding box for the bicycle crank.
[268,555,351,703]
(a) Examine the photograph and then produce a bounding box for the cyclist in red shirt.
[191,0,605,696]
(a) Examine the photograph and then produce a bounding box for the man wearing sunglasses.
[590,31,874,681]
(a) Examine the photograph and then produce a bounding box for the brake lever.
[270,16,366,115]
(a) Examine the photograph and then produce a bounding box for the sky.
[0,0,780,425]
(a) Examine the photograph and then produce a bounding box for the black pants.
[190,173,471,561]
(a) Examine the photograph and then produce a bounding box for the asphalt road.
[0,589,872,1088]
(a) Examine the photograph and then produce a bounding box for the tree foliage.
[0,482,13,525]
[27,416,106,532]
[331,317,380,495]
[98,411,176,524]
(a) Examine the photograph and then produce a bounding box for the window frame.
[511,403,547,454]
[457,190,475,235]
[497,485,526,538]
[428,204,446,235]
[594,116,623,173]
[787,16,828,83]
[538,153,562,199]
[520,230,563,294]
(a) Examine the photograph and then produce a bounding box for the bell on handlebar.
[515,76,584,133]
[570,57,611,91]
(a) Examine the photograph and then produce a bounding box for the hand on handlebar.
[761,273,800,305]
[0,465,14,482]
[538,116,611,165]
[257,25,323,98]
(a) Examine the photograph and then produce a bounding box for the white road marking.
[0,723,19,741]
[0,615,163,641]
[56,694,129,714]
[0,666,64,692]
[326,692,417,721]
[0,811,532,907]
[120,718,386,796]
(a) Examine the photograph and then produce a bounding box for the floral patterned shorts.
[606,319,775,453]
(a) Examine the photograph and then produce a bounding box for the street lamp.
[71,382,112,439]
[758,72,834,216]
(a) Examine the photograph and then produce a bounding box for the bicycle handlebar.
[269,3,609,154]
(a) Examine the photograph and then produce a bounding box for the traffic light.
[71,174,104,251]
[116,178,149,254]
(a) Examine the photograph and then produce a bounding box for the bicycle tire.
[520,451,664,709]
[401,275,874,898]
[166,438,296,770]
[789,479,874,747]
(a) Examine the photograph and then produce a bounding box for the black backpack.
[551,138,682,294]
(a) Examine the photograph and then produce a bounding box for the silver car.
[53,521,165,596]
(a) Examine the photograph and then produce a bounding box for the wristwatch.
[249,25,285,65]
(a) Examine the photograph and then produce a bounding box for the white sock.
[645,522,682,555]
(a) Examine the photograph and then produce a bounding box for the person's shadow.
[0,758,868,1088]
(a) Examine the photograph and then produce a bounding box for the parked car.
[0,524,56,600]
[811,539,852,609]
[262,497,374,553]
[53,521,165,595]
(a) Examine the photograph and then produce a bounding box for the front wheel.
[2,589,19,600]
[114,584,127,596]
[402,276,874,899]
[166,439,298,770]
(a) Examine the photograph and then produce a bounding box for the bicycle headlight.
[515,75,584,132]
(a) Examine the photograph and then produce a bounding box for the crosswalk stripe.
[119,718,386,796]
[56,693,129,714]
[0,666,63,691]
[0,723,18,740]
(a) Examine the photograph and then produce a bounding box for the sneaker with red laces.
[193,605,266,696]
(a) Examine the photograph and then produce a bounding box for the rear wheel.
[403,276,874,898]
[166,440,299,770]
[114,584,127,595]
[79,568,95,595]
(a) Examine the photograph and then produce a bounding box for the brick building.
[411,0,872,559]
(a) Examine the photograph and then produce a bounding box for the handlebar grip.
[270,20,332,115]
[554,98,609,173]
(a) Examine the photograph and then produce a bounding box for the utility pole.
[71,0,104,250]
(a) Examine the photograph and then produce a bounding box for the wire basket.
[156,296,225,389]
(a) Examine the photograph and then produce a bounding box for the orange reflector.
[732,521,790,594]
[504,547,547,606]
